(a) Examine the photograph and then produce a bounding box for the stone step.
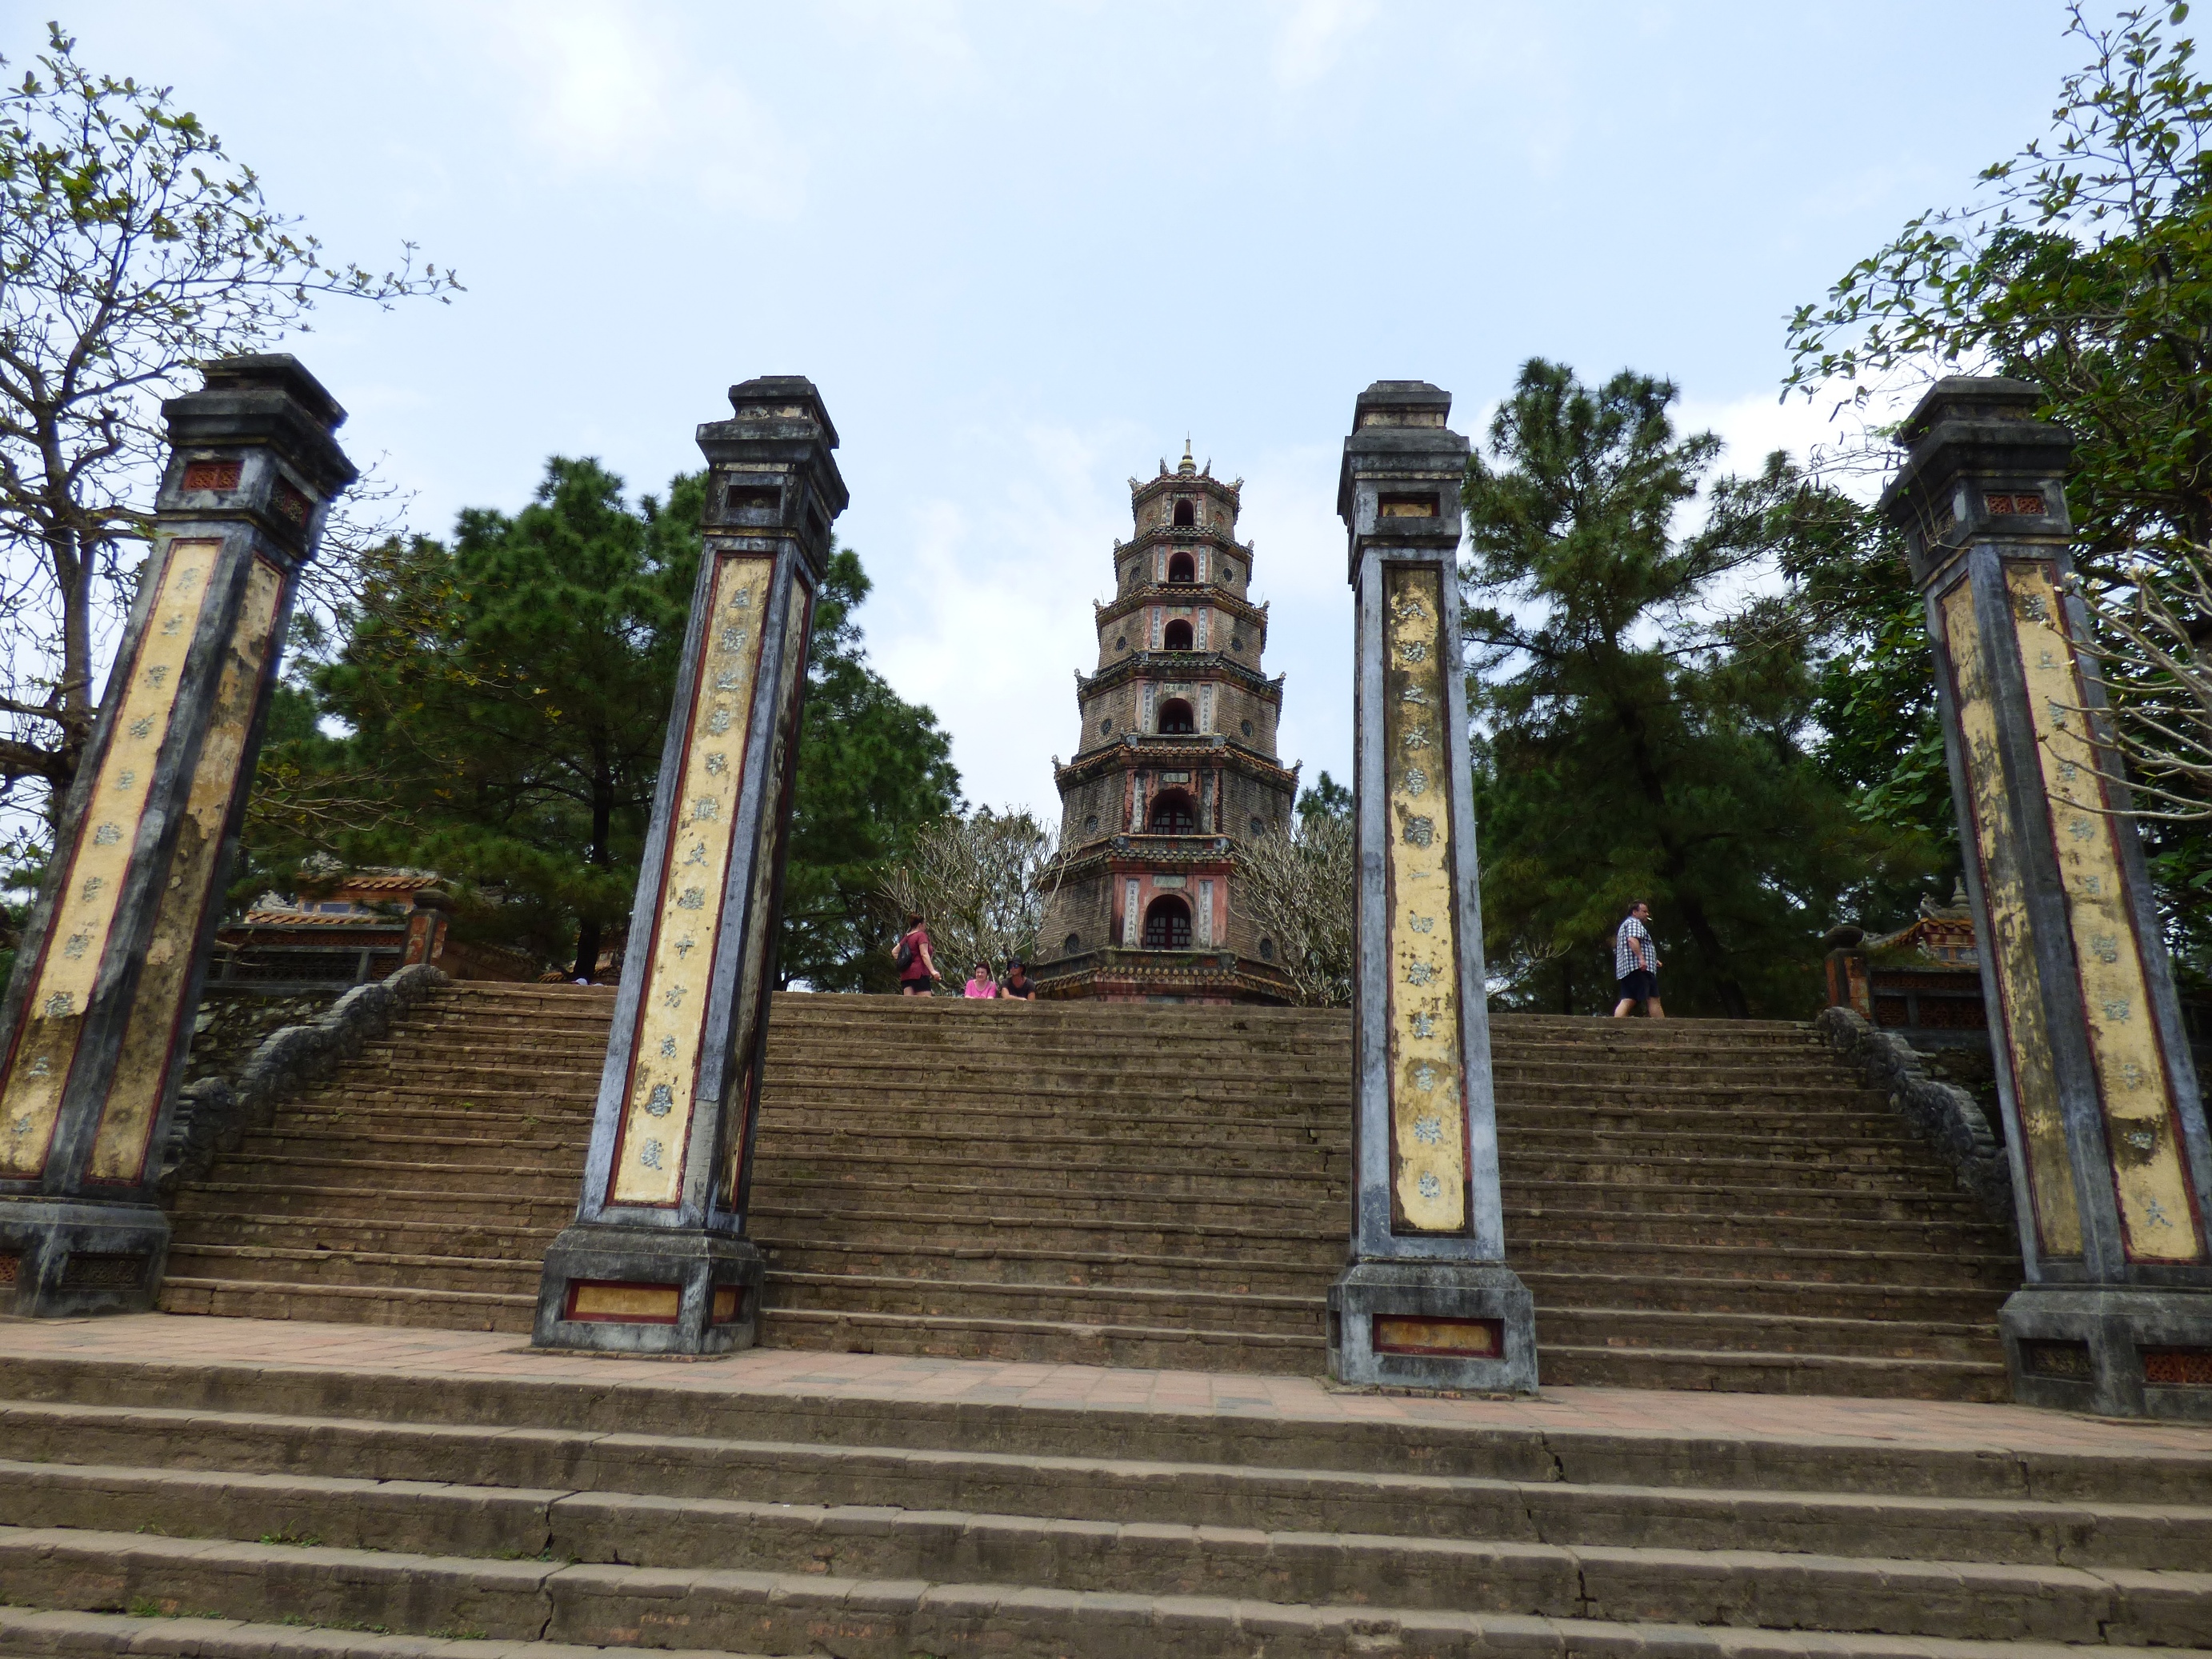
[236,1131,584,1167]
[22,1352,2202,1499]
[1531,1302,2001,1363]
[10,1399,2206,1565]
[1529,1342,2013,1400]
[745,1188,2003,1247]
[156,1277,532,1331]
[167,1213,562,1259]
[3,1473,2206,1647]
[170,1182,574,1226]
[762,1268,1324,1337]
[163,1245,539,1297]
[11,1525,2198,1657]
[1507,1234,2023,1289]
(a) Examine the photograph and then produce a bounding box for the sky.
[6,1,2094,822]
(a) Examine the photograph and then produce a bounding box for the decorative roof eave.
[1081,651,1283,699]
[1095,586,1269,630]
[1128,470,1243,504]
[1047,835,1237,877]
[1054,738,1300,789]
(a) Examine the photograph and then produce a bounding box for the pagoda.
[1034,443,1299,1002]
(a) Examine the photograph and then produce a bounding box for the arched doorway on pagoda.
[1158,697,1195,733]
[1167,550,1196,582]
[1142,893,1193,948]
[1162,618,1194,650]
[1149,790,1197,833]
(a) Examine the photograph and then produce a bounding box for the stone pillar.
[1326,381,1537,1391]
[1881,377,2212,1419]
[533,378,843,1356]
[0,355,355,1317]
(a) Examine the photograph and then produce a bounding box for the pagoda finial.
[1178,437,1197,474]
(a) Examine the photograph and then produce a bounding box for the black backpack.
[894,932,918,972]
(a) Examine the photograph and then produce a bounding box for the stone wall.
[1814,1005,2014,1225]
[158,965,448,1194]
[181,987,352,1090]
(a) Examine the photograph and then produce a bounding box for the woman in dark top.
[895,912,941,996]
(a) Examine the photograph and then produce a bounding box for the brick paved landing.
[2,1314,2210,1659]
[4,1313,2209,1456]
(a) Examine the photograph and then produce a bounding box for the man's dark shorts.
[1618,969,1657,1001]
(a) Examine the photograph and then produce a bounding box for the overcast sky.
[11,2,2090,820]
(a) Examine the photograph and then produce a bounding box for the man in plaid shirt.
[1612,901,1663,1018]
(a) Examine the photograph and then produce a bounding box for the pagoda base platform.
[1031,944,1295,1004]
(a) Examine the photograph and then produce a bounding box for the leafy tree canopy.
[1463,360,1926,1019]
[0,25,454,823]
[1786,0,2212,980]
[247,461,956,988]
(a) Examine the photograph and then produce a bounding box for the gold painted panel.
[569,1281,680,1321]
[1372,1314,1499,1356]
[721,575,810,1211]
[92,556,284,1182]
[1382,565,1466,1233]
[610,555,773,1206]
[2007,562,2204,1262]
[1941,578,2083,1255]
[0,539,224,1178]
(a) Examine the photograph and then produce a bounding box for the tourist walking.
[963,960,999,998]
[894,912,941,996]
[1612,900,1664,1018]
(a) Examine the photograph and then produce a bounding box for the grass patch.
[126,1601,221,1620]
[258,1530,323,1547]
[278,1615,390,1634]
[432,1628,490,1641]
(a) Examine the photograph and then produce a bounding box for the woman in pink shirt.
[962,960,998,998]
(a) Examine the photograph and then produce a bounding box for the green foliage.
[0,25,454,818]
[1789,3,2210,573]
[307,458,692,975]
[251,462,954,987]
[1463,360,1923,1019]
[1786,0,2212,981]
[1772,494,1958,917]
[1298,770,1351,826]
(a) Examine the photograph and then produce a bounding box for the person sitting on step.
[1000,961,1038,1001]
[963,959,999,998]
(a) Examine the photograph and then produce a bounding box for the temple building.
[1034,443,1299,1002]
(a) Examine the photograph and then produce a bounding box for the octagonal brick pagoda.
[1034,444,1299,1003]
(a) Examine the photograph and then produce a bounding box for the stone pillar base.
[2001,1285,2212,1421]
[0,1198,170,1319]
[532,1225,763,1357]
[1328,1260,1538,1393]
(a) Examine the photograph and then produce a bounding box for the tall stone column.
[1326,381,1537,1391]
[1882,377,2212,1419]
[0,355,355,1317]
[534,378,842,1356]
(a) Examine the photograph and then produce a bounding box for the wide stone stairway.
[4,1328,2210,1658]
[158,982,2022,1400]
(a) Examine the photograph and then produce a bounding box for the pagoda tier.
[1034,445,1298,1004]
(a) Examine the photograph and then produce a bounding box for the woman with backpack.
[894,912,941,996]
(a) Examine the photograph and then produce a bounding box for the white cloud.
[1273,0,1377,89]
[868,417,1146,822]
[467,1,806,215]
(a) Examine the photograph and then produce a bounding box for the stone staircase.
[1,1341,2207,1658]
[156,983,2021,1399]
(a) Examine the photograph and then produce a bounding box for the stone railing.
[1814,1005,2014,1227]
[158,963,447,1195]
